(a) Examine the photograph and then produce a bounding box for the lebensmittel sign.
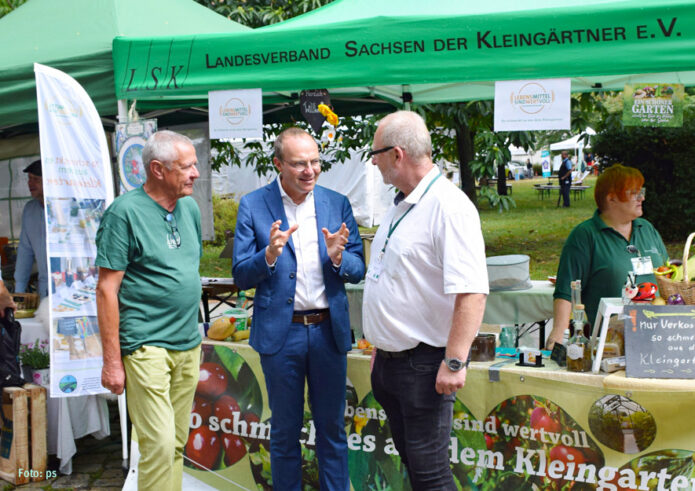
[622,83,684,127]
[624,304,695,379]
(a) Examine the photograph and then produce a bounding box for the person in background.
[14,160,48,297]
[233,127,364,490]
[0,268,16,316]
[526,158,533,179]
[363,111,488,489]
[558,151,573,208]
[546,164,668,349]
[96,130,202,490]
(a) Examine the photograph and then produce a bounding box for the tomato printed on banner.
[471,395,605,490]
[184,345,263,473]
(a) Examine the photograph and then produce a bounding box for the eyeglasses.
[367,146,395,158]
[165,213,181,249]
[628,187,646,200]
[283,159,321,171]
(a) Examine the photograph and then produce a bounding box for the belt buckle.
[301,314,312,326]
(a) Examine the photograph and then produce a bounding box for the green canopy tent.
[113,0,695,110]
[0,0,250,140]
[0,0,249,243]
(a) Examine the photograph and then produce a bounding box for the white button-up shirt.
[278,179,328,311]
[363,167,489,351]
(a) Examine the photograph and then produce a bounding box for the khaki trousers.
[123,344,201,490]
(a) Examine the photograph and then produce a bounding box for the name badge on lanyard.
[366,250,383,282]
[631,256,653,275]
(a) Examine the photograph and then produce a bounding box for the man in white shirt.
[363,111,489,489]
[233,127,365,490]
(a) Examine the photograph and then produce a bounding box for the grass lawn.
[201,175,684,280]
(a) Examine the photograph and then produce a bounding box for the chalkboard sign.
[299,89,331,133]
[624,305,695,379]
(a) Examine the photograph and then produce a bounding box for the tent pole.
[402,85,412,111]
[117,99,128,123]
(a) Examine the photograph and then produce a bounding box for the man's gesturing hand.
[266,220,299,265]
[322,222,349,266]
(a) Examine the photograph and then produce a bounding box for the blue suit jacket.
[232,180,365,355]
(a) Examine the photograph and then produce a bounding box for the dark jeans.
[560,179,571,207]
[371,344,457,490]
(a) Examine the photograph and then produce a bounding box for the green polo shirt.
[95,187,202,355]
[554,210,668,325]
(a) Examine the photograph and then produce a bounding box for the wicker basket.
[655,232,695,305]
[11,292,39,311]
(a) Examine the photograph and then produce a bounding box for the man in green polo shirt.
[95,130,202,490]
[547,164,668,349]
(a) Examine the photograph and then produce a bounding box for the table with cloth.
[348,279,555,347]
[178,340,695,490]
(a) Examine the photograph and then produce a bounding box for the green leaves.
[195,0,335,28]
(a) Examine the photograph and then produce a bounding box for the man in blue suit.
[233,127,364,490]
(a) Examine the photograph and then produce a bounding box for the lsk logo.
[220,98,250,126]
[510,82,555,115]
[44,98,83,125]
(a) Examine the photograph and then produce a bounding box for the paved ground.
[0,399,126,490]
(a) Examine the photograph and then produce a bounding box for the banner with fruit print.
[180,342,695,490]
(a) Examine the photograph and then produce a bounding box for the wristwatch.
[444,356,469,372]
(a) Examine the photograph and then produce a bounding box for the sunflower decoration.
[318,103,339,126]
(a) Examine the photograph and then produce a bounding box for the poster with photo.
[46,198,105,256]
[622,83,684,127]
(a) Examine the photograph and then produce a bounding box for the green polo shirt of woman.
[547,164,668,349]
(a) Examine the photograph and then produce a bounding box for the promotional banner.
[494,79,570,132]
[34,63,113,397]
[541,150,551,178]
[183,342,695,490]
[115,119,157,194]
[208,88,262,140]
[622,83,684,127]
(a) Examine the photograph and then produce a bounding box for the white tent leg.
[117,99,129,123]
[118,391,128,464]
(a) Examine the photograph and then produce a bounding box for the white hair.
[142,130,193,171]
[378,111,432,161]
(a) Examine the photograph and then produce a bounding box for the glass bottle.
[567,281,592,372]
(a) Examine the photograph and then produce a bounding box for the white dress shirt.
[277,179,328,311]
[363,167,489,351]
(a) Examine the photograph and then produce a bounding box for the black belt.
[292,309,330,325]
[377,343,444,359]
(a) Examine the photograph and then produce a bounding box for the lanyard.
[381,173,441,254]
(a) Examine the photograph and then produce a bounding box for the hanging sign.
[494,79,570,131]
[622,83,684,127]
[300,89,332,134]
[34,63,113,397]
[208,88,262,139]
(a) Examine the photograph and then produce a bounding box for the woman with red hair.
[546,164,668,349]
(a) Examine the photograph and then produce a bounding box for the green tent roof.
[113,0,695,107]
[0,0,249,134]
